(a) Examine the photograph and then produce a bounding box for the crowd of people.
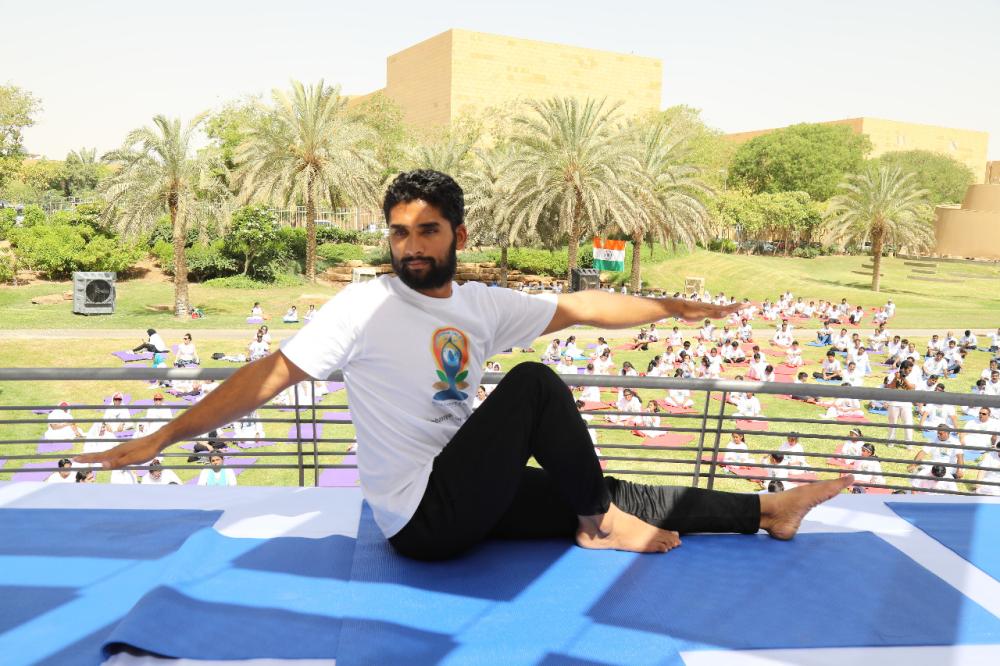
[466,288,1000,496]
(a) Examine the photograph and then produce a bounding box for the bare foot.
[760,475,854,540]
[576,503,681,554]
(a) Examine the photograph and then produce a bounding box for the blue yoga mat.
[589,531,1000,651]
[888,503,1000,584]
[336,504,683,666]
[0,508,356,664]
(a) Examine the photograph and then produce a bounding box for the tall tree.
[59,147,105,197]
[873,150,974,205]
[620,121,713,291]
[821,165,932,292]
[101,115,227,315]
[464,145,526,287]
[234,80,380,281]
[507,97,643,283]
[729,123,871,200]
[0,84,42,192]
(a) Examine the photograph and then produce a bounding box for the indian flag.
[592,238,626,272]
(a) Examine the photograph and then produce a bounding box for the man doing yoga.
[79,170,852,561]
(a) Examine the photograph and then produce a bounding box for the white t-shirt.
[177,342,198,362]
[280,276,557,537]
[148,333,168,353]
[45,471,76,483]
[143,469,183,485]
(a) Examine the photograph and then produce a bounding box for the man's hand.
[75,434,164,469]
[544,292,745,335]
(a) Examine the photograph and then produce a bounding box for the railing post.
[706,391,729,491]
[293,385,304,487]
[311,380,319,487]
[691,389,713,487]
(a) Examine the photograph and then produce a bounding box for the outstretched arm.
[75,351,309,469]
[543,291,741,335]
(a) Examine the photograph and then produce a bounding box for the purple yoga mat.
[318,454,360,487]
[322,411,352,423]
[327,381,346,393]
[111,351,153,363]
[37,439,75,454]
[12,462,56,481]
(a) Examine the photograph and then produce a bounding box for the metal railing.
[1,367,999,496]
[268,206,384,231]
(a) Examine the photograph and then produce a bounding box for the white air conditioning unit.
[73,272,116,315]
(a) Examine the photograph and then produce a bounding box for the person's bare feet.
[576,503,681,554]
[760,475,854,540]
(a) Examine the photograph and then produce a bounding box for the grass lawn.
[2,248,998,330]
[1,326,994,495]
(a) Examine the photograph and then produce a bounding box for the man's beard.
[391,236,458,291]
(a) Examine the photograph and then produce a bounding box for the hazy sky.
[4,0,998,160]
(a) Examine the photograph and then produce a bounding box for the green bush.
[317,243,367,266]
[363,247,391,265]
[152,240,238,281]
[0,250,15,284]
[9,224,87,278]
[203,273,303,289]
[505,248,570,277]
[708,238,738,254]
[316,226,362,244]
[75,236,145,273]
[223,205,286,281]
[791,246,820,259]
[146,216,200,248]
[457,249,500,263]
[277,227,307,268]
[21,205,46,227]
[0,207,16,240]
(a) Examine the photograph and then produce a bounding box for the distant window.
[949,140,959,151]
[896,135,907,146]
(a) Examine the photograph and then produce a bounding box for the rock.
[345,260,365,267]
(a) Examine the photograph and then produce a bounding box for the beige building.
[360,29,663,131]
[727,117,990,183]
[935,184,1000,259]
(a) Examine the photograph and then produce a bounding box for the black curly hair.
[382,169,464,230]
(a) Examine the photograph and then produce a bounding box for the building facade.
[727,117,990,183]
[363,29,663,131]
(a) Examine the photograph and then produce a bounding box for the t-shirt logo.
[431,326,470,401]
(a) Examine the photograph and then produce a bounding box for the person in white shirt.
[841,428,865,461]
[885,336,903,361]
[471,385,488,410]
[136,393,173,437]
[872,308,889,326]
[885,299,896,318]
[607,388,642,425]
[746,353,767,381]
[942,340,964,375]
[975,437,1000,496]
[637,400,664,438]
[664,370,695,408]
[779,434,807,468]
[175,333,199,367]
[842,361,864,388]
[852,443,886,491]
[868,325,889,353]
[912,464,959,494]
[918,385,960,431]
[735,392,762,418]
[110,468,139,484]
[563,335,582,358]
[737,319,753,342]
[723,340,747,363]
[784,342,803,368]
[822,382,864,419]
[986,371,1000,397]
[987,327,1000,353]
[283,305,299,323]
[250,302,264,318]
[815,322,833,346]
[772,322,794,348]
[593,349,616,376]
[541,338,562,362]
[304,304,317,323]
[698,319,715,342]
[723,431,753,465]
[981,360,999,382]
[101,392,132,434]
[248,331,270,362]
[45,458,76,483]
[142,458,183,485]
[44,401,84,441]
[133,328,169,354]
[197,453,238,487]
[79,169,851,560]
[578,364,602,404]
[667,327,683,347]
[848,306,865,325]
[830,329,850,352]
[909,425,965,481]
[813,351,843,382]
[923,351,948,379]
[959,407,997,461]
[555,354,579,377]
[958,330,978,351]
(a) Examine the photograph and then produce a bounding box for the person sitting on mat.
[283,305,299,323]
[197,453,238,487]
[813,351,843,382]
[722,431,753,465]
[133,328,168,355]
[78,169,852,561]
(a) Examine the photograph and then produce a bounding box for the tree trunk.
[170,195,189,317]
[305,171,317,282]
[871,229,884,293]
[566,211,581,284]
[499,244,508,288]
[630,229,643,293]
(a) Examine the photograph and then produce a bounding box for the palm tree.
[619,121,713,292]
[234,80,380,281]
[507,97,644,283]
[60,147,100,197]
[101,115,227,316]
[464,144,527,287]
[821,165,932,292]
